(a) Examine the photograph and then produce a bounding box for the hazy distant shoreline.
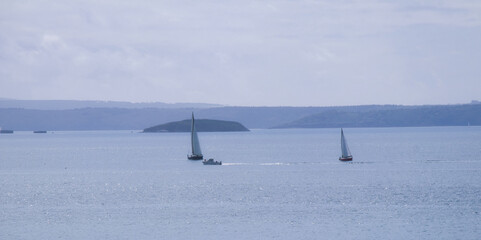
[0,99,480,131]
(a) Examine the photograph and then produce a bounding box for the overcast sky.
[1,0,480,106]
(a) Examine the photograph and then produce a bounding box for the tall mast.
[191,112,195,154]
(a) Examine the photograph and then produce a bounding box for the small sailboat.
[339,128,353,161]
[187,113,203,160]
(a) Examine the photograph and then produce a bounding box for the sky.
[1,0,480,107]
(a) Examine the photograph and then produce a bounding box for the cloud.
[1,0,480,106]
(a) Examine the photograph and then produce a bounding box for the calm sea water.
[1,127,480,239]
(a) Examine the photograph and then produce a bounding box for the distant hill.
[0,108,196,131]
[274,104,481,128]
[193,105,411,128]
[143,119,249,132]
[0,102,479,131]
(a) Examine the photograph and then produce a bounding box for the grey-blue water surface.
[1,127,480,239]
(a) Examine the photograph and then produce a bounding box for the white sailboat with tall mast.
[339,128,353,161]
[187,113,203,160]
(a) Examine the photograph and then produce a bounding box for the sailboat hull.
[187,154,203,160]
[339,156,353,161]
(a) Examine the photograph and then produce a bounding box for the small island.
[143,119,249,133]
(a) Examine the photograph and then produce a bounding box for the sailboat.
[339,128,353,161]
[187,113,203,160]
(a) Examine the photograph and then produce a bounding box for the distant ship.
[187,113,203,160]
[0,129,14,134]
[339,128,353,161]
[33,130,47,134]
[203,158,222,165]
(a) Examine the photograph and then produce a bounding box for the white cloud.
[0,0,480,106]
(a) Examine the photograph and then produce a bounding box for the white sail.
[191,113,202,156]
[340,128,351,158]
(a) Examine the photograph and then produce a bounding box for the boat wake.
[222,163,253,166]
[223,162,313,166]
[222,162,297,166]
[222,161,374,166]
[425,159,480,163]
[345,161,375,164]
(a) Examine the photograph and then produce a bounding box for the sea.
[1,127,480,239]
